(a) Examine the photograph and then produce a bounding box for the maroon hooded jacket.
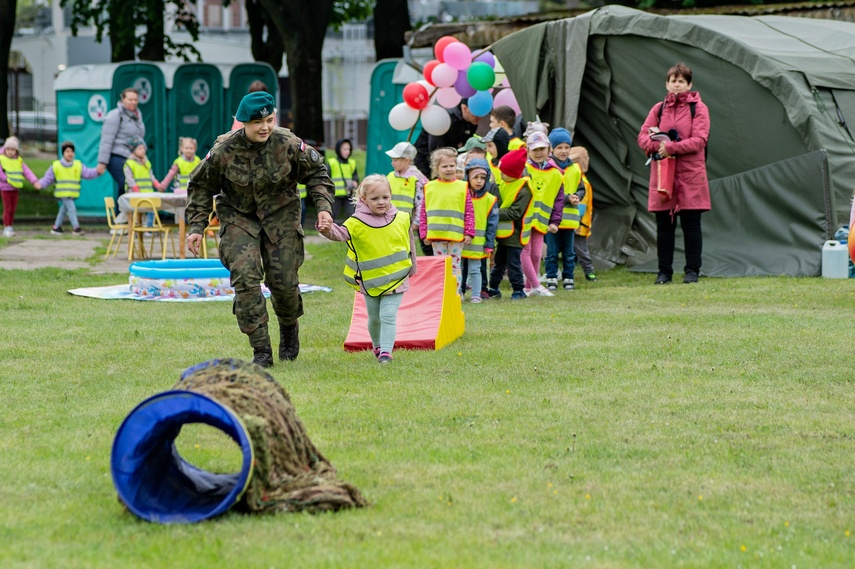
[638,90,711,213]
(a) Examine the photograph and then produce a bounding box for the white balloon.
[388,102,420,131]
[435,87,462,109]
[420,105,452,136]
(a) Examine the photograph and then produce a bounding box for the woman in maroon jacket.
[638,63,711,284]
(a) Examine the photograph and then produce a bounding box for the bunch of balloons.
[388,35,521,137]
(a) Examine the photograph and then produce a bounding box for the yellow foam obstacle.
[344,256,465,351]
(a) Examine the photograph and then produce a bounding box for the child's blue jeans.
[545,229,576,281]
[54,197,79,229]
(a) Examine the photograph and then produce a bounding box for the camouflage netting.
[175,358,368,513]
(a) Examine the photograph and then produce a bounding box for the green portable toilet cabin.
[218,62,278,133]
[55,63,123,217]
[167,63,224,174]
[365,59,423,177]
[111,62,172,179]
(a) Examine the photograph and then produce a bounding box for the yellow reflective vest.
[126,158,154,192]
[496,177,534,246]
[297,183,307,199]
[424,179,468,242]
[0,155,25,188]
[559,162,582,230]
[387,171,418,215]
[328,156,357,198]
[527,164,563,234]
[577,174,593,237]
[462,192,498,260]
[172,156,201,193]
[52,160,83,198]
[342,211,412,297]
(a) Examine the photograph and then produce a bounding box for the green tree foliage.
[60,0,202,61]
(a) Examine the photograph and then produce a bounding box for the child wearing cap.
[490,106,524,150]
[419,147,476,294]
[124,136,163,228]
[521,130,564,297]
[0,137,42,237]
[546,127,586,290]
[385,141,426,219]
[485,148,535,300]
[37,141,103,236]
[461,158,499,303]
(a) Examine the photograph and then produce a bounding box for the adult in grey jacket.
[95,88,145,201]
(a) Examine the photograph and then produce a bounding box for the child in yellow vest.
[486,148,534,300]
[418,147,475,294]
[37,141,102,236]
[328,138,359,222]
[460,158,498,304]
[521,131,564,297]
[0,136,42,237]
[160,137,201,195]
[569,146,597,281]
[123,136,163,228]
[317,174,417,363]
[545,128,586,290]
[385,141,426,222]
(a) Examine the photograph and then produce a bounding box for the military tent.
[493,5,855,276]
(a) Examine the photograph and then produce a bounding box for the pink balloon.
[492,88,520,115]
[443,42,472,71]
[431,63,457,89]
[435,87,462,109]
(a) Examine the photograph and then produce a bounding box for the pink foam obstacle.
[343,256,465,351]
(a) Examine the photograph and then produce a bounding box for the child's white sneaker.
[470,296,482,304]
[3,226,15,237]
[528,285,554,297]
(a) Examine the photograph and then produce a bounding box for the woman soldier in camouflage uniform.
[186,92,335,368]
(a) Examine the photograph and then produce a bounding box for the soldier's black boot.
[279,321,300,361]
[252,345,274,368]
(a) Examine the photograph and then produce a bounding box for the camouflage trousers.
[219,224,305,348]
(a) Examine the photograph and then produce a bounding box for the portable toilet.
[219,62,278,132]
[167,63,224,172]
[366,59,423,177]
[111,62,173,178]
[55,63,124,217]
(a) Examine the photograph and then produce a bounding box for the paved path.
[0,229,323,273]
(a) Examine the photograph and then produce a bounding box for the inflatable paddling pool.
[129,259,237,298]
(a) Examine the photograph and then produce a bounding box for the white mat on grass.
[68,283,332,302]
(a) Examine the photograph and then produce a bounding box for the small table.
[117,192,188,260]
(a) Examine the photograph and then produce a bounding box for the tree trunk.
[108,3,136,61]
[246,0,284,73]
[138,0,166,61]
[0,0,16,138]
[257,0,333,143]
[374,0,410,61]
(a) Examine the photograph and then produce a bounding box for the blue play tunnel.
[110,390,254,524]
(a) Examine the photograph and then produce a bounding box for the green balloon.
[467,62,496,92]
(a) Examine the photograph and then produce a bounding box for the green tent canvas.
[493,6,855,277]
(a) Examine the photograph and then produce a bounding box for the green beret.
[235,92,276,122]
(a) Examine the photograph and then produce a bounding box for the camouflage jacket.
[186,127,334,243]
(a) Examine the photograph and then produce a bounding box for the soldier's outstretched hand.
[187,233,203,256]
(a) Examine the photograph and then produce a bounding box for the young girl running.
[160,137,201,194]
[418,147,475,294]
[317,174,417,363]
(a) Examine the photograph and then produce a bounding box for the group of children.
[0,136,202,237]
[318,105,598,363]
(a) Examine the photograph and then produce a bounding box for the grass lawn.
[0,239,853,568]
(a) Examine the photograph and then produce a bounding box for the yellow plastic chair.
[104,197,129,259]
[128,196,176,260]
[201,199,221,259]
